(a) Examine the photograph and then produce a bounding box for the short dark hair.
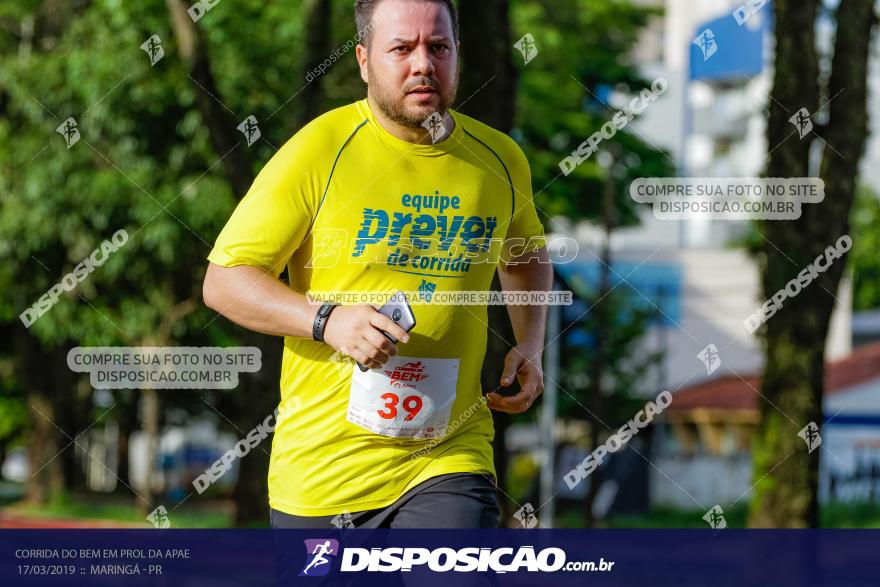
[355,0,459,47]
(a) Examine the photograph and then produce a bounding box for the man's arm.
[203,263,315,338]
[487,246,553,413]
[203,263,409,369]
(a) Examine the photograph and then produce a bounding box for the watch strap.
[312,302,339,342]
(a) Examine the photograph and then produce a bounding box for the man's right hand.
[322,305,411,369]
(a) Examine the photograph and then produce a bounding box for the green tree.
[750,0,878,527]
[850,186,880,311]
[511,0,672,527]
[0,0,319,522]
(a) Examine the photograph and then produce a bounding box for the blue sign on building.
[554,259,683,331]
[689,6,772,82]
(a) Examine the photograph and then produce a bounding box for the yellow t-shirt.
[207,98,545,516]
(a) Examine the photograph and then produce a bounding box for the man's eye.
[392,46,409,53]
[433,44,449,52]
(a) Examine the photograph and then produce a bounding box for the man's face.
[357,0,459,129]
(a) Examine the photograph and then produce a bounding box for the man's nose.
[410,44,435,78]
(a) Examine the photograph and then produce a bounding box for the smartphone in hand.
[357,291,416,372]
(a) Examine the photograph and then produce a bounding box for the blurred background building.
[528,0,880,522]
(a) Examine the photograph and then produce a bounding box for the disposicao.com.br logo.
[300,539,614,575]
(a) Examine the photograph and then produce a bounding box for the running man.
[203,0,553,529]
[301,541,335,575]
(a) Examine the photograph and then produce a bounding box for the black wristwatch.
[312,302,340,343]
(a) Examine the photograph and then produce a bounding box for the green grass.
[820,501,880,528]
[554,505,748,528]
[7,489,879,529]
[6,493,235,528]
[555,502,880,528]
[601,505,749,528]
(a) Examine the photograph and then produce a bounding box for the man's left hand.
[486,345,544,413]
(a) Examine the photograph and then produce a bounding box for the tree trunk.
[139,388,160,513]
[226,330,283,527]
[583,150,619,527]
[55,374,89,494]
[483,274,517,522]
[115,393,139,489]
[298,0,332,127]
[165,0,254,198]
[458,0,518,523]
[458,0,517,131]
[749,0,876,527]
[15,332,64,504]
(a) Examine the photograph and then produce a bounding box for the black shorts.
[269,471,501,529]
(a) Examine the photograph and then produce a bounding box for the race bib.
[346,355,460,439]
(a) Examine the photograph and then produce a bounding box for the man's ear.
[355,44,369,85]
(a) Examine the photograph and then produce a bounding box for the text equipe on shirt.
[401,191,460,214]
[350,192,505,273]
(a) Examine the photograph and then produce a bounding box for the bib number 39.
[346,355,460,439]
[378,393,423,421]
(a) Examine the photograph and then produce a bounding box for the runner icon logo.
[300,539,339,577]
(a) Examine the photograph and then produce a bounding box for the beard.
[367,62,459,129]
